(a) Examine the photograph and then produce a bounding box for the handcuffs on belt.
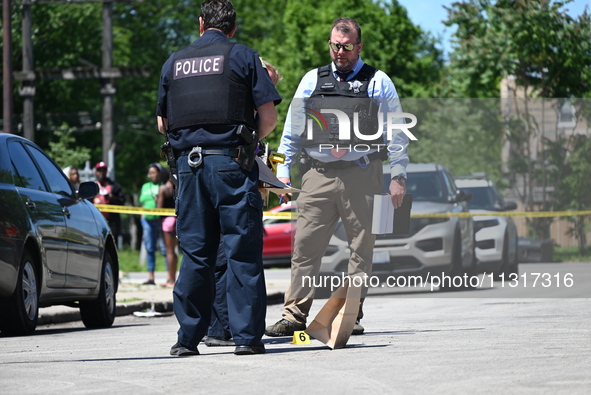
[188,146,203,168]
[186,126,258,171]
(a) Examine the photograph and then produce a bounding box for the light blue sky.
[397,0,590,57]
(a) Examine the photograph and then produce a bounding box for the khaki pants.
[282,159,383,324]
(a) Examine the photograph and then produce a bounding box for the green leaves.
[46,125,91,169]
[7,0,442,208]
[441,0,591,244]
[444,0,591,98]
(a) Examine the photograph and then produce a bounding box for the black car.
[0,134,119,335]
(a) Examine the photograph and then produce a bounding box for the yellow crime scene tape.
[94,204,176,216]
[94,204,591,219]
[411,210,591,218]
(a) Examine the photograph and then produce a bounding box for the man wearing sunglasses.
[266,17,409,338]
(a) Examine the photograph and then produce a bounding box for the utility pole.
[9,0,148,154]
[3,0,13,133]
[21,0,35,141]
[101,0,115,164]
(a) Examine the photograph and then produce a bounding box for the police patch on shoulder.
[320,82,335,91]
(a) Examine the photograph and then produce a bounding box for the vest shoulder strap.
[317,63,377,80]
[317,64,332,78]
[356,63,378,81]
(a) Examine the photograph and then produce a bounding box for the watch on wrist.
[392,175,406,185]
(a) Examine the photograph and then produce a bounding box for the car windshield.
[461,186,501,210]
[385,171,446,203]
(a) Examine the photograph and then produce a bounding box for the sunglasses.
[329,42,360,52]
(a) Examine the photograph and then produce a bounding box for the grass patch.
[118,297,143,303]
[554,246,591,262]
[117,247,173,273]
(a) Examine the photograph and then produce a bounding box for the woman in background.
[140,163,165,285]
[158,167,178,287]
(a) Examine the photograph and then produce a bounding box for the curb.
[38,292,284,326]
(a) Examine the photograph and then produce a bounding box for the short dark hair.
[200,0,236,35]
[331,17,362,43]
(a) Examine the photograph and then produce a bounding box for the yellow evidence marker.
[291,330,311,344]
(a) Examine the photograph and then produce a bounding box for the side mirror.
[78,181,99,200]
[462,190,473,202]
[451,190,472,203]
[504,201,518,211]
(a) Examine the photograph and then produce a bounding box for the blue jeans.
[141,217,165,273]
[173,154,266,347]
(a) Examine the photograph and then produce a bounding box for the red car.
[263,202,296,267]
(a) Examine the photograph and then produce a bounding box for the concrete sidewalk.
[38,270,289,326]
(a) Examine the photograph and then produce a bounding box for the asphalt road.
[1,263,590,394]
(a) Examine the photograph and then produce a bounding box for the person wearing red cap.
[93,161,126,243]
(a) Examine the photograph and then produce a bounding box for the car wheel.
[439,230,463,292]
[0,250,39,336]
[496,234,518,280]
[80,250,116,328]
[508,236,519,277]
[465,235,478,278]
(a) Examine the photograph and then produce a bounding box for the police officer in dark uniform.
[156,0,281,356]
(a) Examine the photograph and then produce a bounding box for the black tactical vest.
[167,40,256,132]
[302,64,382,148]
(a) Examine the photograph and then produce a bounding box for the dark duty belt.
[310,150,384,171]
[178,147,240,158]
[178,146,241,168]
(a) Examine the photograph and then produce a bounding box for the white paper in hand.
[372,194,394,234]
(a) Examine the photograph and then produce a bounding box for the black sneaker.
[234,343,266,355]
[265,318,306,337]
[351,320,364,335]
[170,341,199,356]
[204,336,235,347]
